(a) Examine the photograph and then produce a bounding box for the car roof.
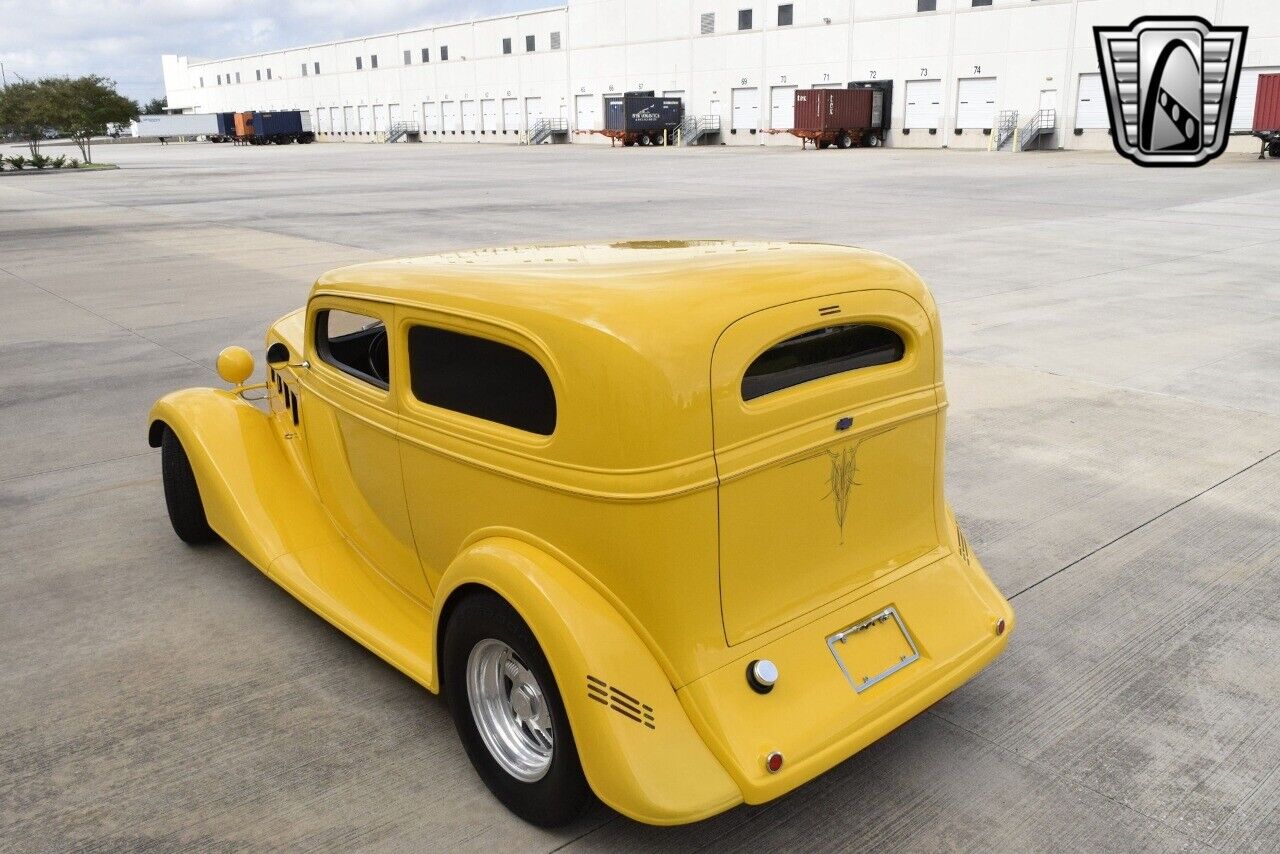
[311,241,930,348]
[308,241,935,475]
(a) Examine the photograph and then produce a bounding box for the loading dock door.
[955,77,996,129]
[770,85,796,130]
[481,99,497,132]
[461,100,478,132]
[343,106,355,133]
[1075,73,1107,129]
[732,88,759,131]
[1233,67,1280,131]
[575,94,597,130]
[358,105,372,134]
[330,107,342,133]
[442,101,460,132]
[502,98,519,132]
[317,108,328,133]
[904,79,943,129]
[373,104,388,133]
[389,103,402,127]
[525,97,544,129]
[423,102,440,133]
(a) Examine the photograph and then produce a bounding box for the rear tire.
[837,131,853,149]
[160,428,216,545]
[443,592,592,827]
[1269,139,1280,159]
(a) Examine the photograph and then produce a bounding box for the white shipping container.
[131,113,220,138]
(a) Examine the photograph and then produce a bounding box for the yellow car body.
[148,241,1012,825]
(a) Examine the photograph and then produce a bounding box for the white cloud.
[0,0,537,101]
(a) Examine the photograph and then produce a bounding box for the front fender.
[434,538,742,825]
[149,388,332,571]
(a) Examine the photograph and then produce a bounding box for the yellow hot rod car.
[148,241,1013,827]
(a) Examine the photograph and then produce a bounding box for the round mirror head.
[266,341,291,368]
[216,346,255,385]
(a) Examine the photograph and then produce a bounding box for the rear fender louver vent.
[956,525,971,564]
[587,675,655,730]
[818,304,841,317]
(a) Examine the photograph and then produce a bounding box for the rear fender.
[434,537,742,825]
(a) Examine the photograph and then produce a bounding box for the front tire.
[443,592,592,827]
[160,428,216,545]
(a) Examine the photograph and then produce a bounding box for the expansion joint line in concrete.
[1008,446,1280,601]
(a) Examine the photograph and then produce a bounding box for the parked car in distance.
[148,240,1014,827]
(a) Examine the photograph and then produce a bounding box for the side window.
[408,325,556,435]
[315,308,390,389]
[742,324,904,401]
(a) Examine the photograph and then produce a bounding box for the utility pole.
[1,61,8,90]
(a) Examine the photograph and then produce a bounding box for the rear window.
[742,324,904,400]
[408,325,556,435]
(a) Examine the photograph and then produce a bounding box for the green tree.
[0,78,53,156]
[142,97,168,115]
[43,75,139,164]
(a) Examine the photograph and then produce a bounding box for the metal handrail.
[996,110,1019,151]
[1019,109,1056,150]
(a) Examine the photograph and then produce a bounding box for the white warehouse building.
[162,0,1280,151]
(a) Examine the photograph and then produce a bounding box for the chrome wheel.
[466,638,554,782]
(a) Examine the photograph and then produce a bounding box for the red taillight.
[765,752,784,773]
[995,618,1007,636]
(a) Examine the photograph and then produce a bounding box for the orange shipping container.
[234,111,255,138]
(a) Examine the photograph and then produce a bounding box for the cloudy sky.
[1,0,536,102]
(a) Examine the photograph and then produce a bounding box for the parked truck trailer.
[131,113,220,140]
[210,113,237,143]
[234,110,315,145]
[1253,73,1280,160]
[790,87,888,149]
[602,93,684,146]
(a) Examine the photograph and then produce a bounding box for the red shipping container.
[1254,73,1280,133]
[793,88,875,132]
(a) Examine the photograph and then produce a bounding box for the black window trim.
[741,321,908,402]
[313,305,391,392]
[404,320,558,438]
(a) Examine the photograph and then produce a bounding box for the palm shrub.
[6,155,27,170]
[30,153,50,169]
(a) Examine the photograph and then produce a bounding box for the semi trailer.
[131,113,220,140]
[1253,73,1280,160]
[602,93,684,146]
[790,87,887,149]
[233,111,316,145]
[209,113,238,143]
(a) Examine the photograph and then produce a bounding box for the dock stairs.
[385,122,421,143]
[527,118,569,144]
[678,115,722,145]
[993,109,1057,152]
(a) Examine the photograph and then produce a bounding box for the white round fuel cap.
[747,659,779,693]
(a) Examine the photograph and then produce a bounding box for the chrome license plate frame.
[827,606,920,694]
